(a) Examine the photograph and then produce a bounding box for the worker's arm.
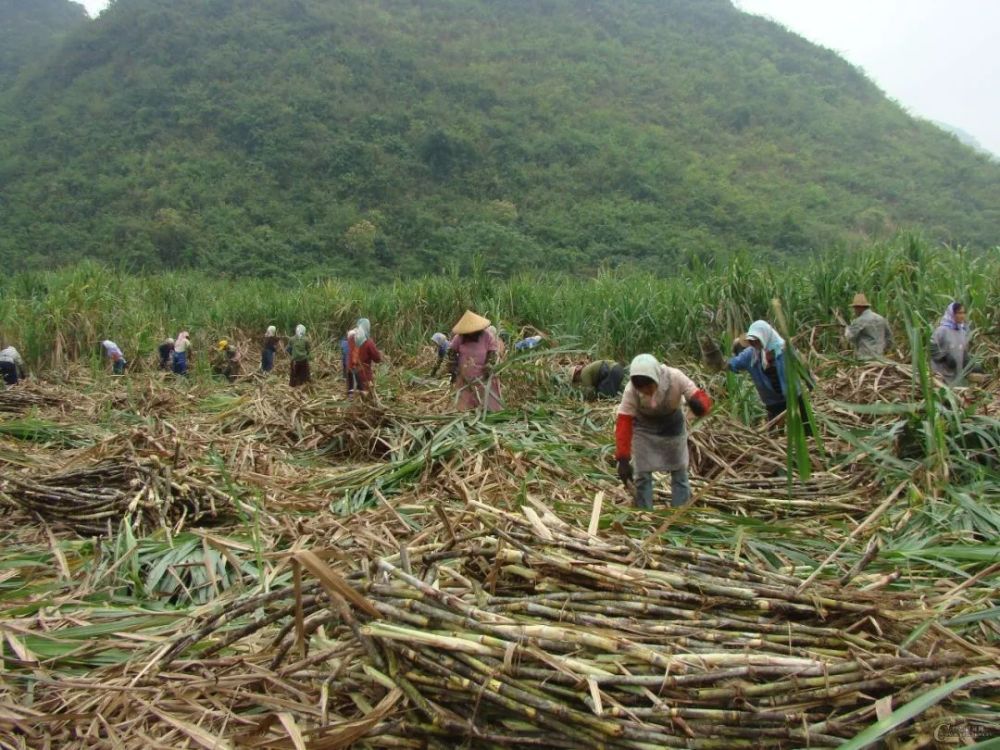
[446,348,460,383]
[727,347,753,373]
[844,317,864,344]
[365,340,383,364]
[884,320,894,351]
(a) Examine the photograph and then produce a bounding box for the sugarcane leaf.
[838,672,1000,750]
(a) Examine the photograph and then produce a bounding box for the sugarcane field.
[0,246,997,750]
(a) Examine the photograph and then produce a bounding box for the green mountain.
[0,0,89,87]
[1,0,997,276]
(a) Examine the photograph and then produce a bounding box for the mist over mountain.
[0,0,88,87]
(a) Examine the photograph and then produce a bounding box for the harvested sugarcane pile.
[0,386,64,415]
[0,456,242,535]
[21,498,992,750]
[687,472,875,518]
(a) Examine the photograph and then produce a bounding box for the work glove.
[616,458,633,488]
[688,389,712,418]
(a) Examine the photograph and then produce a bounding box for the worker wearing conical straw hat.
[615,354,711,509]
[844,293,893,359]
[448,310,502,412]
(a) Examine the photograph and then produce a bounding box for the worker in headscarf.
[288,324,311,387]
[157,338,175,371]
[212,339,241,383]
[728,320,812,431]
[615,354,711,509]
[261,325,280,374]
[931,302,970,385]
[448,310,502,412]
[0,345,26,386]
[347,318,383,395]
[101,340,127,375]
[430,332,450,376]
[572,359,625,401]
[844,293,893,359]
[172,332,191,376]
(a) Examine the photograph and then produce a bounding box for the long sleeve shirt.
[728,347,786,408]
[930,325,968,385]
[845,309,893,359]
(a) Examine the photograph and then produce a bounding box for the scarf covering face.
[295,325,306,337]
[940,302,967,331]
[431,332,448,347]
[353,318,371,347]
[745,321,785,364]
[266,326,277,337]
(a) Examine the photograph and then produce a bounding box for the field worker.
[347,317,383,395]
[931,302,970,385]
[101,340,127,375]
[615,354,711,509]
[213,339,241,383]
[430,332,449,376]
[172,332,191,376]
[572,359,625,401]
[514,334,544,352]
[0,345,26,386]
[288,324,311,387]
[488,325,507,359]
[157,338,175,371]
[729,321,814,432]
[448,310,502,412]
[844,293,893,359]
[261,326,280,374]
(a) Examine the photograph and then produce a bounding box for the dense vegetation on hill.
[0,0,88,88]
[0,0,997,277]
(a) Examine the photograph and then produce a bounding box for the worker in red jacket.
[615,354,711,509]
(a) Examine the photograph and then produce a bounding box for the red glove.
[615,414,634,460]
[688,389,712,417]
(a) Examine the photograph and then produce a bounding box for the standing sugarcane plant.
[771,299,823,481]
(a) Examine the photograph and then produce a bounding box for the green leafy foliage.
[0,0,998,275]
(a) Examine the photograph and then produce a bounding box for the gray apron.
[632,383,688,474]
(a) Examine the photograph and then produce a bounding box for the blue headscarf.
[939,302,967,331]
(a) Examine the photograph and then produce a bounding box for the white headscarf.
[353,318,371,347]
[629,354,659,380]
[266,325,277,337]
[295,324,306,337]
[745,320,785,364]
[431,332,448,347]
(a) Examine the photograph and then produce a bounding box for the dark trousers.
[0,361,18,385]
[766,398,814,436]
[290,360,310,387]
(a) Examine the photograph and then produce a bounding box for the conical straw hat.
[851,293,870,308]
[452,310,491,335]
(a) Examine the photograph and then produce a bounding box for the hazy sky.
[79,0,999,156]
[734,0,1000,155]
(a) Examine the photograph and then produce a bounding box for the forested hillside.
[0,0,88,87]
[0,0,997,276]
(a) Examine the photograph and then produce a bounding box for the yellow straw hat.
[452,310,491,335]
[851,293,870,308]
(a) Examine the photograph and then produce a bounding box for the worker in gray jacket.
[844,293,893,359]
[931,301,970,385]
